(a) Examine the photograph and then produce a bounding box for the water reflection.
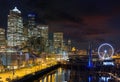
[99,76,111,82]
[38,68,70,82]
[35,68,116,82]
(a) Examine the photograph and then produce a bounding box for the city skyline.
[0,0,120,46]
[0,1,120,82]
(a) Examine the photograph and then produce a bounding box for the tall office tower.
[37,25,48,40]
[48,33,54,53]
[53,32,64,53]
[7,7,24,48]
[37,25,49,52]
[23,23,28,41]
[0,28,6,50]
[68,39,71,52]
[27,14,36,37]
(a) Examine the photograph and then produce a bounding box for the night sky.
[0,0,120,49]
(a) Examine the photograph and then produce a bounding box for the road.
[0,60,57,82]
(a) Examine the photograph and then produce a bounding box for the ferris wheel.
[98,43,114,60]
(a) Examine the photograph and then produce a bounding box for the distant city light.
[99,76,111,82]
[28,14,36,17]
[88,76,92,82]
[103,61,114,66]
[71,47,76,52]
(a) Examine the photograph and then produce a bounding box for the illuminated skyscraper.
[0,28,6,50]
[7,7,24,47]
[37,25,49,52]
[27,14,36,37]
[68,39,71,52]
[37,25,48,40]
[53,32,63,53]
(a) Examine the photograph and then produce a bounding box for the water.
[34,68,117,82]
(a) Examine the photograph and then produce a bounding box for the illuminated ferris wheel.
[98,43,114,60]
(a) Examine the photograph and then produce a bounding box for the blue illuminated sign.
[103,61,114,66]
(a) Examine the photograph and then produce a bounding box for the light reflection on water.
[38,68,70,82]
[35,68,116,82]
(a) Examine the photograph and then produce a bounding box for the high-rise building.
[27,14,36,37]
[7,7,24,48]
[0,28,6,51]
[68,39,72,52]
[53,32,63,53]
[23,23,28,41]
[48,33,54,53]
[37,25,49,52]
[37,25,48,40]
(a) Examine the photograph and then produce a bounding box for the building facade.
[0,28,6,51]
[37,25,48,40]
[27,14,36,38]
[7,7,24,48]
[53,32,64,54]
[68,39,72,52]
[37,25,49,52]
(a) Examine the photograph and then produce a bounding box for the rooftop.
[12,7,21,13]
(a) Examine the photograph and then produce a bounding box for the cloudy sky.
[0,0,120,48]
